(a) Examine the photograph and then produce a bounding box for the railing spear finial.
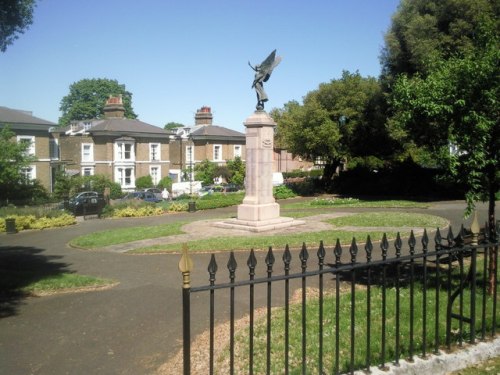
[179,243,193,288]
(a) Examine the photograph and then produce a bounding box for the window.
[213,144,222,161]
[115,141,135,161]
[150,143,160,161]
[115,167,135,188]
[150,166,160,185]
[50,139,59,159]
[82,167,94,176]
[17,135,35,156]
[234,145,242,158]
[20,165,36,181]
[81,143,94,162]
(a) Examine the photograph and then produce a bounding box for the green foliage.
[0,126,37,201]
[0,213,76,232]
[112,205,164,218]
[164,122,184,130]
[54,173,121,199]
[194,159,218,185]
[0,0,35,52]
[275,71,393,186]
[194,192,244,210]
[58,78,137,126]
[390,32,499,214]
[157,176,173,190]
[135,175,153,189]
[226,156,246,185]
[381,0,498,84]
[273,185,296,199]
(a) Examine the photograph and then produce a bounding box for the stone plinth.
[215,110,304,232]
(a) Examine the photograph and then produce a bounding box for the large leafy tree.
[59,78,137,126]
[273,71,391,185]
[0,0,36,52]
[391,31,499,220]
[0,126,37,200]
[381,0,497,85]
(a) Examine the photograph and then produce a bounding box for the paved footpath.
[0,200,496,375]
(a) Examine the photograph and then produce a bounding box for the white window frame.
[149,143,161,162]
[213,144,222,161]
[82,167,94,176]
[115,167,135,188]
[234,145,242,158]
[114,141,135,161]
[17,135,35,156]
[21,165,36,181]
[150,165,161,185]
[81,143,94,162]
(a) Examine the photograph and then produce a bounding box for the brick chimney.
[194,106,213,126]
[104,95,125,118]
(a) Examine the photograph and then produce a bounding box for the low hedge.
[0,214,76,232]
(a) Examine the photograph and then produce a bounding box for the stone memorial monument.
[217,50,304,232]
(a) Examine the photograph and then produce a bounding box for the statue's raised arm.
[249,49,282,110]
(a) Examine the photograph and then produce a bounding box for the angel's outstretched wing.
[259,49,282,82]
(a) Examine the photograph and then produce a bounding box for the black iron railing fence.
[179,219,499,375]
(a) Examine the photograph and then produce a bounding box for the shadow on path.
[0,245,70,318]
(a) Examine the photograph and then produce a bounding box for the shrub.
[0,213,76,232]
[135,175,154,189]
[273,185,296,199]
[167,202,188,212]
[194,192,244,210]
[112,205,164,217]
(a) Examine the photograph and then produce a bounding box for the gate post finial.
[179,243,193,288]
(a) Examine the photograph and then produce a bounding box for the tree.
[381,0,497,85]
[226,157,246,186]
[274,71,390,186]
[59,78,137,126]
[164,122,184,131]
[0,126,35,192]
[135,175,153,189]
[0,0,36,52]
[194,159,218,185]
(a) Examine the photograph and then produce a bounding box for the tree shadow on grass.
[0,245,69,318]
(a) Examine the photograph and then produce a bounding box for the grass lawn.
[1,271,116,296]
[327,212,449,228]
[213,262,497,374]
[70,221,186,248]
[282,198,431,210]
[132,230,408,253]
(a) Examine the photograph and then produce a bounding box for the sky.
[0,0,401,132]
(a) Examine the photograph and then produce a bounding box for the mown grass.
[282,198,431,210]
[1,271,116,296]
[132,230,407,253]
[70,221,185,248]
[327,212,449,228]
[217,263,498,374]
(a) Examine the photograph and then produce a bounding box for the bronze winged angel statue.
[248,49,282,110]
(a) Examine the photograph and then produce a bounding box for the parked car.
[67,191,106,215]
[222,183,242,192]
[138,188,162,200]
[121,191,162,203]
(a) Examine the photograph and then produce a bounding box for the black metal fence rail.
[179,222,499,375]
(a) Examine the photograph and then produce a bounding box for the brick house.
[169,106,246,182]
[51,96,173,191]
[0,106,59,192]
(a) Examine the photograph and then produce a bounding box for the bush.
[273,185,296,199]
[0,213,76,232]
[112,205,164,217]
[135,175,154,189]
[194,192,244,210]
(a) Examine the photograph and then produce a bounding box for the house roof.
[53,118,173,139]
[0,106,56,130]
[191,125,244,142]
